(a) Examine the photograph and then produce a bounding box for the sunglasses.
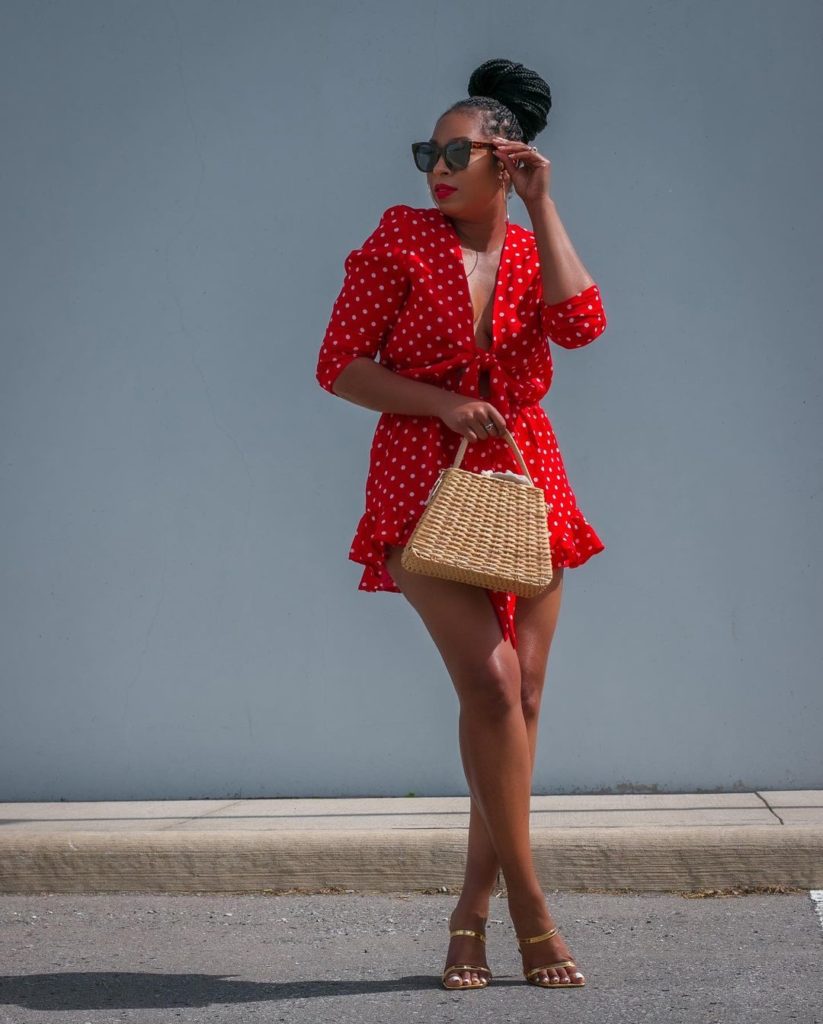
[411,136,497,173]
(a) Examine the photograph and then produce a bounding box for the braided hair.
[440,58,552,194]
[449,57,552,144]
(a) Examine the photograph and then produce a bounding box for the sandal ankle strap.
[449,928,486,942]
[516,926,558,948]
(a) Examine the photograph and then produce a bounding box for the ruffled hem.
[347,508,520,647]
[549,509,606,569]
[346,505,605,650]
[347,509,416,593]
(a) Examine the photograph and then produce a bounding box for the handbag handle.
[451,428,535,485]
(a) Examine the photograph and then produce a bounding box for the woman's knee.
[517,658,548,721]
[460,662,523,720]
[383,542,521,713]
[519,677,544,722]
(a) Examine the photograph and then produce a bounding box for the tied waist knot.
[391,347,546,419]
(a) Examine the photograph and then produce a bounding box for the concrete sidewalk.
[0,790,821,894]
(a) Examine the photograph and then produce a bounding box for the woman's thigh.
[513,565,565,698]
[383,543,521,704]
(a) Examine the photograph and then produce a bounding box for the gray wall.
[1,0,821,800]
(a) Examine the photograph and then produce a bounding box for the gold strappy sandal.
[516,926,586,988]
[441,926,492,990]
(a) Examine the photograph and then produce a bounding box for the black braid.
[441,58,552,146]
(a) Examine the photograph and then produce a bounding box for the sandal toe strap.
[443,963,491,980]
[524,960,577,980]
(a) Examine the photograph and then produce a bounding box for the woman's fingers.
[448,398,507,441]
[470,407,507,439]
[485,407,508,435]
[492,137,548,169]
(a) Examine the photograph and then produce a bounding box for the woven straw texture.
[401,430,553,596]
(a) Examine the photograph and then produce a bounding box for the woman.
[315,58,607,991]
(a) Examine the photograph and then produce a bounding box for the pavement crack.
[755,791,784,824]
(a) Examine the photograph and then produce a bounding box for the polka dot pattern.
[316,204,608,648]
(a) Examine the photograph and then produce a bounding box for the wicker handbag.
[401,428,553,596]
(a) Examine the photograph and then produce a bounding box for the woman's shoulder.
[364,205,537,261]
[374,203,442,228]
[359,205,444,255]
[373,205,536,233]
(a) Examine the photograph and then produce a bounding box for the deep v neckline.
[441,211,509,352]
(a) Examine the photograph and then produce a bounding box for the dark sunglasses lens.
[412,143,436,172]
[411,140,473,172]
[445,140,471,170]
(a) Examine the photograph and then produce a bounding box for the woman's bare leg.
[454,570,581,985]
[384,546,574,986]
[457,570,565,907]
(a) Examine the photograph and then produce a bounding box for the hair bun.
[467,58,552,143]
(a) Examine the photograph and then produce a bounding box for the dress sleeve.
[315,205,411,395]
[539,281,608,349]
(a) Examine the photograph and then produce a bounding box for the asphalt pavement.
[1,890,822,1023]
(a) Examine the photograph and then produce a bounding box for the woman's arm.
[332,356,451,416]
[525,196,595,305]
[333,358,510,438]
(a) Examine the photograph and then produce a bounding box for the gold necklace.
[460,245,480,277]
[459,247,484,333]
[460,237,504,277]
[461,243,502,333]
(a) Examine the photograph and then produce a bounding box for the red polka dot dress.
[316,203,607,650]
